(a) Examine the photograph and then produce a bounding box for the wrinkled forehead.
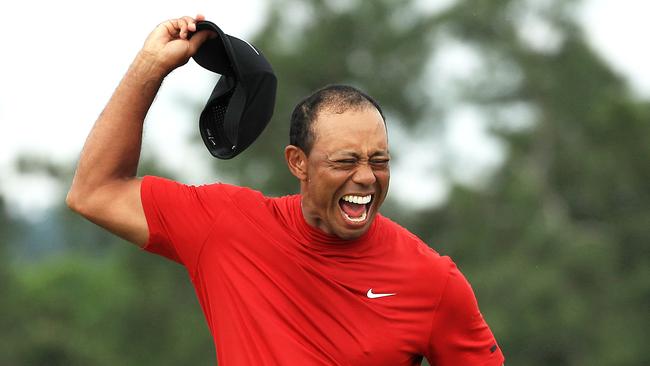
[311,107,389,154]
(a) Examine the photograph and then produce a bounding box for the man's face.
[299,106,390,240]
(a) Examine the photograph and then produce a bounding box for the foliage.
[410,1,650,364]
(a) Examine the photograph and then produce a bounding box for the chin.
[335,230,365,241]
[334,216,375,240]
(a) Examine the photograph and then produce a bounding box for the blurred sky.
[1,0,649,216]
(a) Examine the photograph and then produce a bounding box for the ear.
[285,145,308,181]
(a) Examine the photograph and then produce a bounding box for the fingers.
[165,15,205,40]
[177,16,194,39]
[142,14,211,71]
[184,14,207,37]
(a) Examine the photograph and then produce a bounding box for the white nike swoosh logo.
[366,288,397,299]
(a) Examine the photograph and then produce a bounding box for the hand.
[140,14,215,75]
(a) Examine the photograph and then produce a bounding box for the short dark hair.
[289,84,385,155]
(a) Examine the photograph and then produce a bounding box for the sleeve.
[425,262,505,366]
[140,175,231,272]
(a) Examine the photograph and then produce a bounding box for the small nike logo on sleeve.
[366,289,397,299]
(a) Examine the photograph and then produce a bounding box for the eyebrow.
[330,150,390,159]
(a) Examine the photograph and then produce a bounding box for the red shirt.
[141,176,504,366]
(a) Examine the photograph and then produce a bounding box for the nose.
[352,163,376,186]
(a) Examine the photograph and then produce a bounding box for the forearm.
[68,52,167,204]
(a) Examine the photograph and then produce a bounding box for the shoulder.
[375,214,454,280]
[376,214,447,261]
[141,176,279,226]
[142,175,267,201]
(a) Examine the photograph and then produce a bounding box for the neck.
[300,196,333,235]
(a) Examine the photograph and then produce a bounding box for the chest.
[196,225,436,365]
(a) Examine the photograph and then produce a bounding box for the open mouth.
[338,194,373,223]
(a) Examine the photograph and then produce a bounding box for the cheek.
[314,166,350,185]
[311,170,350,203]
[375,169,390,184]
[309,174,335,198]
[375,170,390,200]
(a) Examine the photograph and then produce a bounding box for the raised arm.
[66,15,214,246]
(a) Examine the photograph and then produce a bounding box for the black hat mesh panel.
[200,88,235,155]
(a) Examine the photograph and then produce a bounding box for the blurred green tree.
[407,1,650,365]
[1,161,214,365]
[0,195,21,364]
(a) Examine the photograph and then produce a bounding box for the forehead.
[311,107,388,155]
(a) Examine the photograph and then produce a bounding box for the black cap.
[192,20,277,159]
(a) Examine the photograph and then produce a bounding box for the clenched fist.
[140,14,216,76]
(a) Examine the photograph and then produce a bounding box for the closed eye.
[370,159,390,167]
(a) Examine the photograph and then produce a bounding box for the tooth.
[342,195,373,204]
[344,211,367,222]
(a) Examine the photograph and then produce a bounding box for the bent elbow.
[65,188,82,214]
[66,184,93,217]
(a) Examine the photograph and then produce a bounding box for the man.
[67,15,505,365]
